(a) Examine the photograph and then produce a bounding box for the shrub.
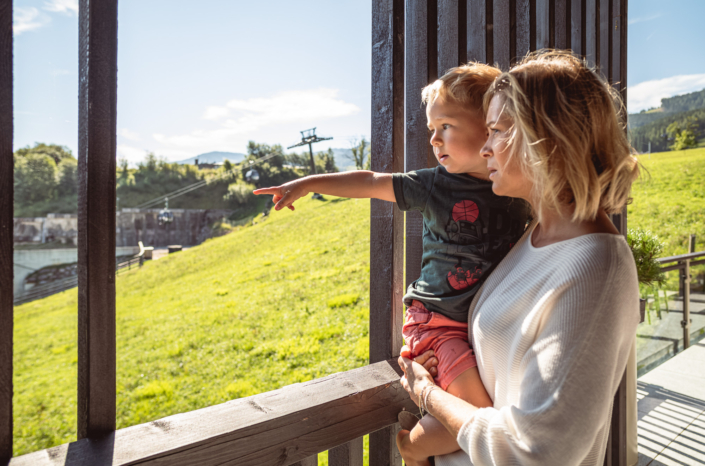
[627,229,666,287]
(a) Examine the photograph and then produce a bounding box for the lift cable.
[132,152,279,210]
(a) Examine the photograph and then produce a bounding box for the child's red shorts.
[402,300,477,390]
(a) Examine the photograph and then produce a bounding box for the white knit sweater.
[436,222,640,466]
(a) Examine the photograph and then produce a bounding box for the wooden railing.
[1,1,631,465]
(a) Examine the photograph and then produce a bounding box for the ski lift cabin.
[0,1,632,465]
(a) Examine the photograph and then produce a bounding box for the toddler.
[254,63,530,460]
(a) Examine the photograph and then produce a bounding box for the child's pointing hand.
[253,180,308,211]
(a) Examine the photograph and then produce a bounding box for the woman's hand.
[398,346,438,406]
[253,179,310,211]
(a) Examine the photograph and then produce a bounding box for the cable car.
[158,197,174,226]
[245,168,260,183]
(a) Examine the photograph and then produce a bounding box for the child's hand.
[253,180,309,211]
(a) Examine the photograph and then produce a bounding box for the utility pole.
[287,128,333,199]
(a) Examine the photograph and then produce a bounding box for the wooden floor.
[637,340,705,465]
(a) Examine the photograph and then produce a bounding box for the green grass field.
[628,148,705,255]
[13,147,704,460]
[13,196,372,460]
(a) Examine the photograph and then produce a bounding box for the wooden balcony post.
[370,0,405,464]
[0,0,12,460]
[77,0,118,440]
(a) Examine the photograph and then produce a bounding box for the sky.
[12,0,705,164]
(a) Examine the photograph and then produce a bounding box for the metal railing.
[656,235,705,349]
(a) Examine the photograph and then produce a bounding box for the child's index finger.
[253,187,280,195]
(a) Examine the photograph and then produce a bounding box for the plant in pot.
[627,229,666,323]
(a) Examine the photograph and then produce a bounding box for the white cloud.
[628,74,705,113]
[628,13,662,26]
[13,7,50,35]
[118,128,141,141]
[155,88,359,150]
[44,0,78,15]
[117,145,149,166]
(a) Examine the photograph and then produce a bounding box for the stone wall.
[14,209,233,248]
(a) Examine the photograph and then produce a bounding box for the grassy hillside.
[628,148,705,255]
[13,195,372,458]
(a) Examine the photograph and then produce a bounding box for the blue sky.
[12,0,705,164]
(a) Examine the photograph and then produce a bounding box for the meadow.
[12,147,704,461]
[13,195,372,461]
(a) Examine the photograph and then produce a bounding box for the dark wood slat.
[599,0,609,77]
[438,0,460,74]
[554,0,568,48]
[536,0,550,48]
[328,437,363,466]
[570,0,583,54]
[291,456,317,466]
[10,360,417,466]
[0,0,12,460]
[493,0,511,69]
[515,0,531,60]
[585,0,597,66]
[77,0,118,439]
[467,0,486,62]
[371,1,405,465]
[405,0,430,293]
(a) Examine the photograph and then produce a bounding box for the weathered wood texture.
[599,0,609,76]
[77,0,119,439]
[370,1,405,464]
[0,0,12,460]
[536,0,550,48]
[328,437,363,466]
[404,0,430,293]
[467,0,487,62]
[10,360,417,466]
[291,456,318,466]
[493,0,511,69]
[571,0,583,54]
[555,0,569,49]
[585,0,596,66]
[438,0,460,74]
[515,0,531,59]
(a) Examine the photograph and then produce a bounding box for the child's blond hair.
[484,50,638,223]
[422,63,501,111]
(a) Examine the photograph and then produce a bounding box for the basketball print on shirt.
[445,200,485,291]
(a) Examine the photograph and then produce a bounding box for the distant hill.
[176,151,246,165]
[629,88,705,129]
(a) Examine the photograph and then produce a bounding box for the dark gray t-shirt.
[393,166,531,322]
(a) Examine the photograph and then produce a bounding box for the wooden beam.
[536,0,550,48]
[438,0,460,74]
[328,437,363,466]
[77,0,118,439]
[370,0,406,464]
[467,0,486,63]
[405,0,431,293]
[493,0,511,69]
[599,0,609,77]
[585,0,597,66]
[570,0,583,54]
[9,360,417,466]
[0,0,12,460]
[291,456,318,466]
[515,0,531,60]
[555,0,569,49]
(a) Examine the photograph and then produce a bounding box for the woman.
[397,50,640,466]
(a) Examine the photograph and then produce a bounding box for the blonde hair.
[422,62,501,111]
[484,50,639,222]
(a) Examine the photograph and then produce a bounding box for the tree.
[14,152,58,205]
[316,148,339,173]
[348,137,370,170]
[666,116,699,151]
[56,156,78,197]
[15,142,73,165]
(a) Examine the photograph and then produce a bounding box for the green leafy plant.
[627,228,666,287]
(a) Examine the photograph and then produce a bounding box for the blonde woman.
[397,50,640,466]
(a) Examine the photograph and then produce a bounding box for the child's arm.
[253,171,395,211]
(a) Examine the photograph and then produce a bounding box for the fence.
[1,0,631,464]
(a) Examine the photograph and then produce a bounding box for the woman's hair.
[422,62,501,111]
[484,50,639,222]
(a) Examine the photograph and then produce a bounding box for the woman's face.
[481,95,533,201]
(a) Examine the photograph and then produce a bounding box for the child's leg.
[397,367,492,463]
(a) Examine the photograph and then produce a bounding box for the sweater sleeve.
[456,241,640,466]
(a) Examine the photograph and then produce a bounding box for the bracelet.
[419,384,438,417]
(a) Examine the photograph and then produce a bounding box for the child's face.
[426,97,489,180]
